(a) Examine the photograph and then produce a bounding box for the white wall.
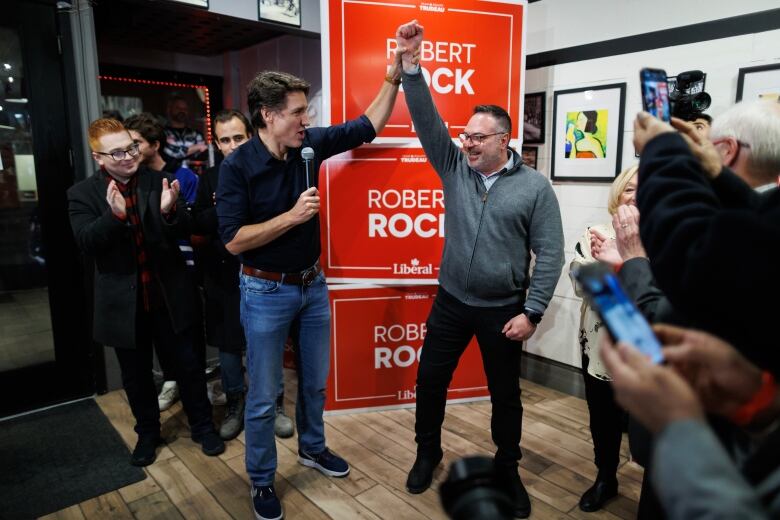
[524,28,780,367]
[526,0,779,54]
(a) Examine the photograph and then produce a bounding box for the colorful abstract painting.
[564,110,608,159]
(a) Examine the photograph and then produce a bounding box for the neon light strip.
[98,75,213,144]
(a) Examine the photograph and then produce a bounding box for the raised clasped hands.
[396,20,424,72]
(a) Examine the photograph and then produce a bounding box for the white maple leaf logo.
[411,258,420,266]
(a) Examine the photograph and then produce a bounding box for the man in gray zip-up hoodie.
[397,21,564,518]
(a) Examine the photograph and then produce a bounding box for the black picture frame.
[550,82,626,183]
[258,0,301,28]
[523,92,545,144]
[736,63,780,102]
[521,146,538,170]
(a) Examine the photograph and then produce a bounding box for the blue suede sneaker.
[298,447,350,477]
[251,485,282,520]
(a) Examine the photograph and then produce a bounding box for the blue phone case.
[575,263,664,364]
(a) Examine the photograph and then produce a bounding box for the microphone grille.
[301,147,315,160]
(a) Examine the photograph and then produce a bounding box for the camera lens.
[692,92,711,112]
[440,457,514,520]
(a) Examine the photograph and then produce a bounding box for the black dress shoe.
[499,468,531,519]
[579,477,618,512]
[194,431,226,456]
[131,435,164,467]
[406,449,443,494]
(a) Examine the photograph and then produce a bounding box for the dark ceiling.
[93,0,318,56]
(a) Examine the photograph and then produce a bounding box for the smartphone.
[640,68,671,122]
[574,262,664,364]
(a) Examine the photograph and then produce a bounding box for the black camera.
[669,70,711,121]
[439,456,515,520]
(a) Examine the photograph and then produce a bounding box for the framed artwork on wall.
[736,63,780,102]
[259,0,301,27]
[550,83,626,182]
[523,92,545,144]
[521,146,538,169]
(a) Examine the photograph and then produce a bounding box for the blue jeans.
[219,350,246,396]
[219,351,285,399]
[240,271,330,486]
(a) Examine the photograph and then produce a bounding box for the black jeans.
[159,293,207,380]
[114,308,215,439]
[582,354,625,478]
[414,288,524,468]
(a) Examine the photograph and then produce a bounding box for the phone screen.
[640,68,671,122]
[575,263,664,364]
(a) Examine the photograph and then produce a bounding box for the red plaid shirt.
[105,172,155,311]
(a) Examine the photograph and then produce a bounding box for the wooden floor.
[40,375,641,520]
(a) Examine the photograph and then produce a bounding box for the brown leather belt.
[241,262,321,286]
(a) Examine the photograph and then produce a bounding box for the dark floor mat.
[0,398,145,519]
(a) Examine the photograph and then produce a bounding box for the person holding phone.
[633,100,780,374]
[568,165,638,512]
[601,325,780,519]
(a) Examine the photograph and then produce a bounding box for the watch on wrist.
[523,308,543,325]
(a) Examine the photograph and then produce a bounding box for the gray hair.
[710,100,780,180]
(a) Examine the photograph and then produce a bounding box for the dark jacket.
[637,132,780,375]
[618,257,682,326]
[192,166,234,267]
[192,166,245,351]
[67,167,197,349]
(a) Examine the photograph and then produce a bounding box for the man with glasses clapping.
[68,118,224,468]
[395,20,565,519]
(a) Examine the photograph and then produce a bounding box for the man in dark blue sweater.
[217,65,402,520]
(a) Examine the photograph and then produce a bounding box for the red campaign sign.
[325,285,488,412]
[324,0,526,141]
[320,146,445,283]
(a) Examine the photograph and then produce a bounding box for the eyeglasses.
[95,143,140,161]
[712,138,752,166]
[458,132,507,144]
[217,135,248,146]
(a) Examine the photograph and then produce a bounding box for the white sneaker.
[207,379,227,406]
[158,381,180,411]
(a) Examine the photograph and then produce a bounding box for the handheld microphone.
[302,147,315,189]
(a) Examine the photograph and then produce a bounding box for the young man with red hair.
[68,118,224,466]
